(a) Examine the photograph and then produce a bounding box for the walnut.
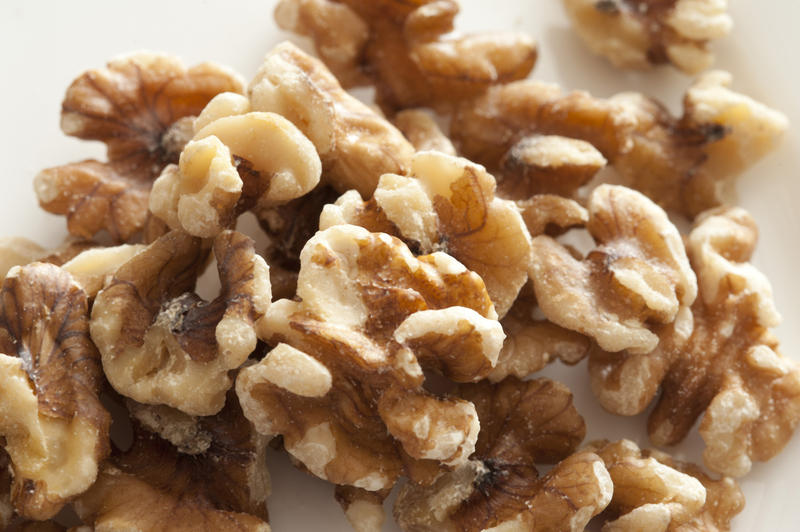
[498,135,606,200]
[586,439,744,531]
[248,42,415,197]
[1,449,11,529]
[489,292,591,382]
[0,264,110,519]
[75,393,270,531]
[91,229,270,416]
[452,73,787,217]
[34,53,244,242]
[393,109,456,155]
[563,0,733,73]
[320,151,532,317]
[393,378,612,531]
[589,207,800,476]
[149,109,322,237]
[530,184,697,354]
[237,224,504,491]
[127,400,213,455]
[275,0,537,112]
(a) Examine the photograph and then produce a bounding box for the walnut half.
[0,264,110,519]
[237,224,504,491]
[91,229,270,416]
[394,378,612,531]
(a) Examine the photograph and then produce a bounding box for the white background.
[1,1,799,530]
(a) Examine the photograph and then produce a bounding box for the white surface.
[1,1,798,530]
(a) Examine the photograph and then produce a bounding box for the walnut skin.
[320,151,532,318]
[394,378,612,531]
[75,393,270,531]
[563,0,732,74]
[150,109,322,238]
[586,439,744,532]
[91,230,270,416]
[1,448,11,529]
[530,184,697,355]
[0,264,110,519]
[589,208,800,477]
[275,0,537,112]
[248,42,415,197]
[237,224,504,491]
[34,53,245,242]
[452,73,787,217]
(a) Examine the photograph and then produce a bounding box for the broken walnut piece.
[1,448,11,529]
[586,439,743,531]
[320,151,532,317]
[248,42,415,197]
[91,229,270,416]
[394,378,612,531]
[237,224,504,491]
[275,0,537,112]
[0,238,45,280]
[34,53,245,242]
[589,207,800,477]
[498,135,607,200]
[563,0,732,74]
[0,264,110,520]
[452,73,787,217]
[530,184,697,355]
[75,393,270,531]
[150,108,322,238]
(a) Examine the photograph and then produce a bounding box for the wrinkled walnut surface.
[150,108,322,238]
[394,377,611,531]
[275,0,537,112]
[0,264,110,519]
[248,42,415,197]
[452,72,787,217]
[590,208,800,477]
[586,439,744,531]
[320,151,531,317]
[530,184,697,355]
[91,229,270,416]
[237,224,504,491]
[563,0,732,73]
[75,393,270,531]
[35,53,244,242]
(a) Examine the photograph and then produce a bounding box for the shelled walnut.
[563,0,732,73]
[320,151,531,317]
[34,53,244,242]
[530,184,697,354]
[275,0,537,112]
[91,230,270,416]
[237,224,504,491]
[150,110,322,238]
[590,207,800,476]
[393,378,612,531]
[75,393,270,531]
[452,72,787,217]
[0,264,110,519]
[248,42,415,196]
[586,439,744,531]
[393,109,456,156]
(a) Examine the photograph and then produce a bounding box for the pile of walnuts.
[0,1,797,531]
